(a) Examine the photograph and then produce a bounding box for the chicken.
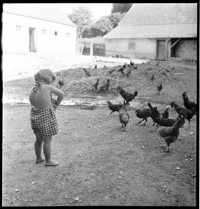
[170,101,195,129]
[148,102,177,127]
[182,92,197,114]
[107,101,123,115]
[119,103,130,131]
[117,86,138,105]
[108,68,116,74]
[118,64,126,76]
[83,68,91,77]
[156,115,185,152]
[135,108,151,126]
[58,76,65,88]
[98,79,110,93]
[92,78,99,92]
[161,107,169,119]
[94,65,97,69]
[130,60,134,67]
[157,83,163,94]
[125,67,132,78]
[150,74,155,82]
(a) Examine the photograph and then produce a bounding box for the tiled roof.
[3,3,76,27]
[105,3,197,39]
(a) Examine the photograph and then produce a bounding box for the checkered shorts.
[30,107,58,136]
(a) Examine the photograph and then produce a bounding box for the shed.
[104,3,197,61]
[2,3,77,57]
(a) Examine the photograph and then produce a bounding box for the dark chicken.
[148,102,178,127]
[118,64,126,76]
[157,83,163,94]
[161,107,169,119]
[150,75,155,82]
[156,115,185,152]
[170,101,195,129]
[58,76,65,88]
[107,101,123,115]
[98,79,110,93]
[83,68,91,77]
[135,108,151,126]
[92,78,99,92]
[182,92,197,114]
[117,86,138,105]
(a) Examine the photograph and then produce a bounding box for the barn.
[104,3,197,62]
[2,4,77,58]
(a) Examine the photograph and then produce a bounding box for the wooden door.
[157,40,166,60]
[29,28,37,52]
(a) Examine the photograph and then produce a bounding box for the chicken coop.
[2,4,77,58]
[104,3,197,62]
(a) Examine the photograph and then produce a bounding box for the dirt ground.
[2,60,197,206]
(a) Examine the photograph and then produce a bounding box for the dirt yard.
[2,60,197,206]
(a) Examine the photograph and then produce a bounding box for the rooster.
[170,101,195,129]
[182,92,197,114]
[107,101,123,115]
[117,86,138,105]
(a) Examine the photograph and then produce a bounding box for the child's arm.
[50,85,65,108]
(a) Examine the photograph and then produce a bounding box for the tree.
[108,12,125,28]
[111,3,133,13]
[68,6,93,38]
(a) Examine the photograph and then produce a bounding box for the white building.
[2,4,77,58]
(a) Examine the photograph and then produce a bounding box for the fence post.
[90,42,93,56]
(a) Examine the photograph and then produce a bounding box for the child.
[29,69,65,166]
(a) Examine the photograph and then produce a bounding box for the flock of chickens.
[107,88,197,152]
[56,61,197,153]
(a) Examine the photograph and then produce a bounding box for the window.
[54,31,58,36]
[41,29,46,34]
[16,25,22,31]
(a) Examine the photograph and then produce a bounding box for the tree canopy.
[111,3,133,13]
[68,6,93,38]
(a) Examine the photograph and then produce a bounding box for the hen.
[157,83,163,94]
[161,107,169,119]
[117,86,138,105]
[92,78,99,92]
[156,115,185,152]
[119,103,130,131]
[182,92,197,114]
[98,79,110,93]
[170,101,195,129]
[148,102,178,127]
[135,108,151,126]
[107,101,123,115]
[83,68,91,77]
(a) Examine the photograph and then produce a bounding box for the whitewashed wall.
[105,38,157,59]
[2,13,77,57]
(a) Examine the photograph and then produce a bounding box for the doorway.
[29,27,37,52]
[157,40,166,60]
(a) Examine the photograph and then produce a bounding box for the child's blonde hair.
[34,69,56,84]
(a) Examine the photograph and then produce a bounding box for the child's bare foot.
[36,158,45,163]
[45,160,59,166]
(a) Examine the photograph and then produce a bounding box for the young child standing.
[29,69,65,166]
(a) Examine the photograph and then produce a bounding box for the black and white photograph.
[2,2,198,206]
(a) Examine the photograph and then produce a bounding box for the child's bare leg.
[43,135,59,166]
[35,132,45,163]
